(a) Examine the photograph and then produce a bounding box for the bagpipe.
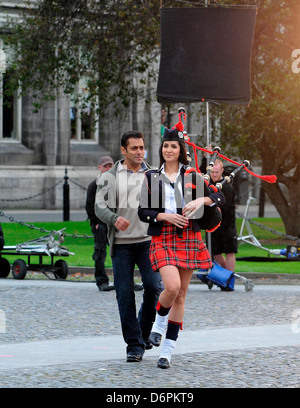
[172,107,277,233]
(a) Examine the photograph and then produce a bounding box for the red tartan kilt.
[149,221,212,272]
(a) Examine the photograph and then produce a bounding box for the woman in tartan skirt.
[138,126,224,369]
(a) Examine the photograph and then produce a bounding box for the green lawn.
[235,218,299,274]
[1,217,299,275]
[0,221,108,269]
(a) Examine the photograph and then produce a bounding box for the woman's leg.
[158,268,194,369]
[158,265,182,307]
[149,265,181,346]
[168,268,194,323]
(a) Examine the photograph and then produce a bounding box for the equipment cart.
[0,229,74,280]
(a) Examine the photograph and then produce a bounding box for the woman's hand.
[182,198,203,218]
[183,197,213,218]
[157,213,189,228]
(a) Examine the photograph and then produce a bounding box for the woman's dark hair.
[159,140,188,167]
[121,131,145,148]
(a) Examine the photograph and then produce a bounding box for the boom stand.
[237,195,284,257]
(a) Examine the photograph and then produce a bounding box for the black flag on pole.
[157,7,256,105]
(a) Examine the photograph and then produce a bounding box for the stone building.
[0,1,252,212]
[0,0,163,210]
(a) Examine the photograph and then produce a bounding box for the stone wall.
[0,166,98,210]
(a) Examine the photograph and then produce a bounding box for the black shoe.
[98,283,115,292]
[149,331,162,347]
[143,338,153,350]
[157,357,170,369]
[134,283,143,291]
[207,280,214,290]
[126,352,143,362]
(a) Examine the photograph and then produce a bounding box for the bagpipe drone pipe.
[173,107,277,233]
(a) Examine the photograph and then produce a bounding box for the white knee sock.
[159,338,176,362]
[152,313,169,335]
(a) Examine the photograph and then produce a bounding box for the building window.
[0,42,22,142]
[70,80,99,143]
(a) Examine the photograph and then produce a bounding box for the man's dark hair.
[121,131,145,148]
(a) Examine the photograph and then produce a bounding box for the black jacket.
[85,179,106,227]
[0,223,4,251]
[200,156,236,231]
[138,165,224,236]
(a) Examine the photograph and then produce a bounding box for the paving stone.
[0,278,299,388]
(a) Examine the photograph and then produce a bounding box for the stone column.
[56,93,71,165]
[43,99,57,166]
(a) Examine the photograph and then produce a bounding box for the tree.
[5,0,161,112]
[215,0,300,238]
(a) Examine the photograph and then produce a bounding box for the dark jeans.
[112,241,161,354]
[91,223,109,286]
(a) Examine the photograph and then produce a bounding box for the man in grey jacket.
[95,131,161,363]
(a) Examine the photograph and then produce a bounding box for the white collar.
[160,162,183,181]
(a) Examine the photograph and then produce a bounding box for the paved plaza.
[0,276,299,389]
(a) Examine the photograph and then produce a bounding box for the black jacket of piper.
[138,165,225,237]
[200,157,236,230]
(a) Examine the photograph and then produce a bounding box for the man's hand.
[115,216,130,231]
